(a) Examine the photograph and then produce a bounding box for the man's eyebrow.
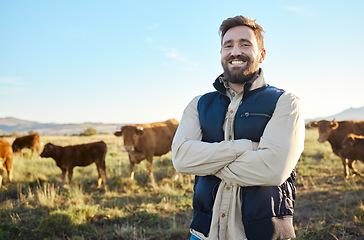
[222,39,233,46]
[222,38,252,46]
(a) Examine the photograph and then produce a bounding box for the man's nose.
[231,46,241,56]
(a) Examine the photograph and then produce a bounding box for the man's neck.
[228,71,260,93]
[228,82,245,93]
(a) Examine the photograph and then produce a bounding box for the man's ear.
[259,49,266,63]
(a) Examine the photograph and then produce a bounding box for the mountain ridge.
[306,105,364,123]
[1,105,364,135]
[0,117,122,135]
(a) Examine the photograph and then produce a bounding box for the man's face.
[221,26,265,84]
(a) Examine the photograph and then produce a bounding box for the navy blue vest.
[191,78,296,240]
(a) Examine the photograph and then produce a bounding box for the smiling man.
[221,24,265,89]
[172,15,305,240]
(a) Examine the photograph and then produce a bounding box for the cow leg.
[146,159,155,186]
[30,149,34,160]
[95,163,102,188]
[36,145,40,158]
[20,149,23,159]
[129,161,135,180]
[96,162,107,190]
[341,157,350,179]
[348,159,362,177]
[101,167,107,190]
[5,158,13,182]
[96,165,102,188]
[68,168,74,185]
[61,168,67,185]
[0,168,3,188]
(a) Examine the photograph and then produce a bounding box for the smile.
[230,60,246,66]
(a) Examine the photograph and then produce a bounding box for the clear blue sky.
[1,0,363,124]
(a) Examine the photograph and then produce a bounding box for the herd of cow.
[0,118,363,190]
[309,120,364,179]
[0,119,179,189]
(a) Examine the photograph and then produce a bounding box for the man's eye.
[224,45,232,49]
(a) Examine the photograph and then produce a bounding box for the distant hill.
[306,106,364,123]
[0,117,122,136]
[2,106,364,135]
[324,106,364,121]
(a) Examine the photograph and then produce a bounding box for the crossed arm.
[171,92,305,186]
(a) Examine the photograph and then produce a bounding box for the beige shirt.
[172,71,305,240]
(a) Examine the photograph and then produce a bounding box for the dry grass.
[294,129,364,239]
[0,130,363,239]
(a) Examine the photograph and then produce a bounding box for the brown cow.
[310,120,364,178]
[0,139,13,188]
[12,133,41,159]
[340,134,364,177]
[40,141,107,190]
[114,119,179,185]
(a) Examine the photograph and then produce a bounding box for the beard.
[221,55,260,84]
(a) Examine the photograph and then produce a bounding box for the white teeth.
[231,60,244,65]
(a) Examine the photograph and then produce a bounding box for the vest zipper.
[241,112,271,118]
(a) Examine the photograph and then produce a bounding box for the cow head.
[119,125,144,152]
[12,144,20,153]
[40,143,55,158]
[310,120,339,142]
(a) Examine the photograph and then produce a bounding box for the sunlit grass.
[0,132,363,239]
[36,183,58,208]
[294,129,364,239]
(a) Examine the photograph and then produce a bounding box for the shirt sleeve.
[215,92,305,186]
[172,96,254,176]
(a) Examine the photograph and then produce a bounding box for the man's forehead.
[222,26,256,43]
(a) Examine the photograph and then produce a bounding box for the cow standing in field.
[309,120,364,178]
[114,119,179,185]
[0,139,13,188]
[340,134,364,177]
[12,133,41,159]
[40,141,107,190]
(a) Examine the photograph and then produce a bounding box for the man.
[172,15,305,240]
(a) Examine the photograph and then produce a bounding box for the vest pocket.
[235,112,272,142]
[241,112,271,118]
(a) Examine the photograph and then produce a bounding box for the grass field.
[0,129,363,239]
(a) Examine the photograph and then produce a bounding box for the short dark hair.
[219,15,265,50]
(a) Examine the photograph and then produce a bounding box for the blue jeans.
[191,234,288,240]
[190,234,200,240]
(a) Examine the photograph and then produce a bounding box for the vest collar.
[213,68,268,100]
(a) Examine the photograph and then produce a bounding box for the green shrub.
[80,127,97,136]
[38,212,75,238]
